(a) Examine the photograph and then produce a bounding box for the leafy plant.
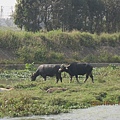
[25,62,35,71]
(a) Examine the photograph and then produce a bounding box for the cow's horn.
[66,64,70,67]
[61,64,65,68]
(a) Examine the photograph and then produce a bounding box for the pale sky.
[0,0,16,18]
[0,0,16,6]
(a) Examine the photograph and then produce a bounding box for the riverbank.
[1,105,120,120]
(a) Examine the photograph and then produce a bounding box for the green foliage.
[46,52,65,63]
[14,0,40,32]
[95,92,107,101]
[0,30,120,63]
[77,32,97,47]
[99,33,120,46]
[0,67,120,117]
[17,46,34,63]
[84,53,120,63]
[0,70,31,81]
[0,30,21,49]
[14,0,120,33]
[25,62,35,71]
[108,64,119,70]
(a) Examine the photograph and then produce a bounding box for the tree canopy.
[14,0,120,33]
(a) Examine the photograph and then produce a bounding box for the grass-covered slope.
[0,30,120,63]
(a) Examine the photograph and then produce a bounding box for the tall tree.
[103,0,120,33]
[13,0,120,33]
[14,0,40,32]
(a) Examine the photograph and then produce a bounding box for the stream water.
[1,105,120,120]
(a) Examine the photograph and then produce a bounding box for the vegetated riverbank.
[0,30,120,64]
[0,65,120,118]
[1,105,120,120]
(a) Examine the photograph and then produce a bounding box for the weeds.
[0,66,120,117]
[25,62,35,71]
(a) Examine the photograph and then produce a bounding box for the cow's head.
[31,73,36,81]
[59,64,69,73]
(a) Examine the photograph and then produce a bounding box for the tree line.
[14,0,120,33]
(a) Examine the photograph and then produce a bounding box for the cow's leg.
[43,76,46,81]
[84,74,89,83]
[70,76,72,83]
[56,76,59,83]
[75,75,79,83]
[56,77,59,83]
[60,76,62,83]
[59,74,62,83]
[41,74,46,81]
[90,73,94,83]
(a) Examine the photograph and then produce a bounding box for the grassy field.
[0,65,120,118]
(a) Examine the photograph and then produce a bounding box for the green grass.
[0,66,120,118]
[0,30,120,63]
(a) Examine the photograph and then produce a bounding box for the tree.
[13,0,120,33]
[103,0,120,33]
[14,0,41,32]
[14,0,24,30]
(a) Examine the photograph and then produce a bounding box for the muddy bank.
[1,105,120,120]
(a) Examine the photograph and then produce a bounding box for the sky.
[0,0,16,6]
[0,0,16,18]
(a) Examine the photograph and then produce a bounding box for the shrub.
[46,52,65,63]
[25,62,35,71]
[16,46,34,63]
[34,48,47,63]
[79,32,96,47]
[0,30,21,49]
[99,33,120,46]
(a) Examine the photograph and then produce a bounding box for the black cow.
[59,62,94,83]
[31,64,62,83]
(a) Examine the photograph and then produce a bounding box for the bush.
[16,46,34,63]
[0,30,21,49]
[34,48,47,63]
[46,52,65,63]
[83,52,120,63]
[99,33,120,46]
[25,62,35,71]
